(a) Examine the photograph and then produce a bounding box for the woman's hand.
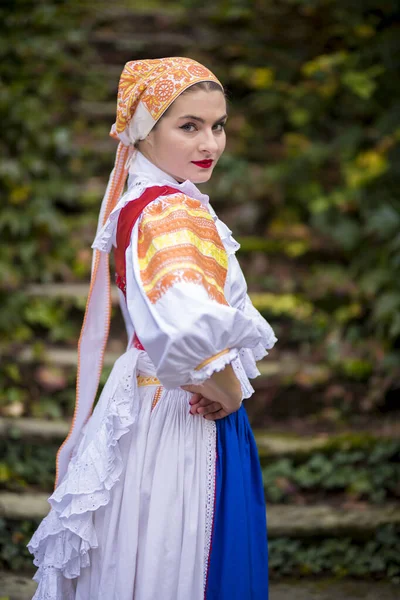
[181,363,242,418]
[182,382,241,420]
[187,392,226,420]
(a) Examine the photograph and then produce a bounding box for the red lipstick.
[191,159,213,169]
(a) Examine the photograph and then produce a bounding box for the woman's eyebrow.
[178,114,228,124]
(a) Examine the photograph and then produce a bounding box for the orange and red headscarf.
[54,57,223,489]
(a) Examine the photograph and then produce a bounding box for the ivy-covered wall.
[1,2,400,585]
[1,0,399,420]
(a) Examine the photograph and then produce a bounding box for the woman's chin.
[192,172,213,184]
[175,167,213,184]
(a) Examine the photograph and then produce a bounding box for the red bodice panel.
[113,185,178,352]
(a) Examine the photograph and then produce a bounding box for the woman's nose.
[198,129,219,153]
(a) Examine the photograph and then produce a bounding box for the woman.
[27,57,277,600]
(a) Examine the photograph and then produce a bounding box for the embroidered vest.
[113,185,178,350]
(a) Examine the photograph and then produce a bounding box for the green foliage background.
[1,0,400,418]
[1,1,400,583]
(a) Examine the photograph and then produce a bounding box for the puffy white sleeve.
[123,193,270,390]
[228,252,278,380]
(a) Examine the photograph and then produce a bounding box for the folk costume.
[27,57,277,600]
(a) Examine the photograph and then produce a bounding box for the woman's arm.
[125,193,270,403]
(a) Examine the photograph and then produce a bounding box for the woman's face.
[140,88,227,183]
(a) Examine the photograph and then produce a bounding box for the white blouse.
[93,151,277,395]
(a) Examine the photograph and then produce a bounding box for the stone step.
[271,581,400,600]
[27,282,300,303]
[2,417,397,456]
[14,343,330,384]
[1,571,399,600]
[25,282,326,309]
[26,282,120,303]
[22,284,334,382]
[1,491,399,539]
[0,417,70,443]
[16,345,120,368]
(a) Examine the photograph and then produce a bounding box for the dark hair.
[160,80,227,121]
[135,80,227,147]
[180,80,226,96]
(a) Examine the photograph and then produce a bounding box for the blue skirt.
[205,406,269,599]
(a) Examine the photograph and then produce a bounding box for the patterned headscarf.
[113,57,222,147]
[54,57,223,489]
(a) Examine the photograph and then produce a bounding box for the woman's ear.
[144,130,156,148]
[136,136,149,152]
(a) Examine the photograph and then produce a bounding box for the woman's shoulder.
[144,190,207,211]
[140,190,212,224]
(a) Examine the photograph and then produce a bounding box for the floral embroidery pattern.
[188,64,211,78]
[138,194,229,305]
[154,79,175,101]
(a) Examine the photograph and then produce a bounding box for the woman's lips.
[191,159,213,169]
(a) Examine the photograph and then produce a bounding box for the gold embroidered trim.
[137,374,161,387]
[195,348,230,371]
[151,385,163,411]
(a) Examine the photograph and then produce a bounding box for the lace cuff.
[237,295,278,380]
[243,295,277,349]
[231,354,255,400]
[185,348,255,403]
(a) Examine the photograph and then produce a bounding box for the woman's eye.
[180,123,196,131]
[180,122,226,132]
